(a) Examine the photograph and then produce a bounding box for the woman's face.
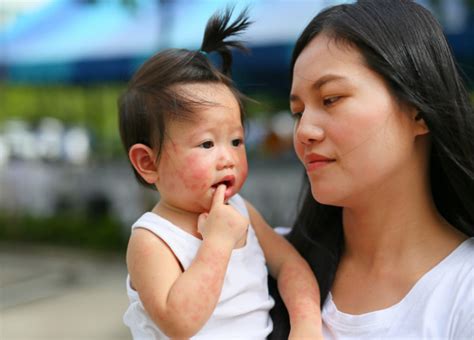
[291,33,425,207]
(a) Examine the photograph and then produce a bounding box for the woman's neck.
[334,178,466,314]
[341,171,465,270]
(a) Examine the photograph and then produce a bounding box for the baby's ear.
[128,144,159,184]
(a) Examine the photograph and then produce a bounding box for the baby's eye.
[232,138,243,147]
[200,141,214,149]
[323,96,340,107]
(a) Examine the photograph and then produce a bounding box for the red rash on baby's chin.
[167,182,176,191]
[187,183,208,191]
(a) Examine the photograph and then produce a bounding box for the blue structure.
[1,0,473,90]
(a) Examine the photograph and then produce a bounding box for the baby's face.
[156,83,248,214]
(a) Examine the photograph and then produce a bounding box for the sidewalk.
[0,243,130,340]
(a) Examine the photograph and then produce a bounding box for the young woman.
[270,0,474,338]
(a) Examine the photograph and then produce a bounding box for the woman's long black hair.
[269,1,474,338]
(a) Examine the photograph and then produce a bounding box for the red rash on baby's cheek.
[236,157,249,186]
[240,163,248,181]
[165,153,209,192]
[184,173,210,192]
[184,154,209,181]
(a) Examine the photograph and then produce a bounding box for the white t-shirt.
[123,194,274,340]
[322,238,474,340]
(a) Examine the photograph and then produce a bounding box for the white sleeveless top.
[123,194,274,339]
[322,238,474,340]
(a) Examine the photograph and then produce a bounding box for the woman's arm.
[246,201,323,339]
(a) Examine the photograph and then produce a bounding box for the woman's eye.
[232,138,243,147]
[323,96,340,106]
[200,141,214,149]
[291,112,302,120]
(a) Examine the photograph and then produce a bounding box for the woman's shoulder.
[444,238,474,338]
[461,237,474,251]
[452,237,474,270]
[440,237,474,281]
[407,238,473,310]
[433,237,473,303]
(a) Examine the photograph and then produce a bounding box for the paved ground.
[0,242,131,340]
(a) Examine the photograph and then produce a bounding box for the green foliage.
[0,83,126,158]
[0,84,287,158]
[0,212,128,252]
[244,91,290,117]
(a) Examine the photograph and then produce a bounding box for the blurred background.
[0,0,472,339]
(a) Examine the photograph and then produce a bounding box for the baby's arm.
[246,201,323,339]
[127,185,248,338]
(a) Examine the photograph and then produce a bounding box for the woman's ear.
[128,144,159,184]
[412,111,429,137]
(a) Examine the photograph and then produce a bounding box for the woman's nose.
[295,112,325,145]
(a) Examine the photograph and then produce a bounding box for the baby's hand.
[197,185,249,248]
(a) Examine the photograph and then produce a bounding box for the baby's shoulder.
[228,193,250,217]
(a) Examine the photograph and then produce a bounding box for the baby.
[119,8,322,339]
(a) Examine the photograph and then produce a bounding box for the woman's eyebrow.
[289,93,299,103]
[290,74,349,102]
[312,74,348,89]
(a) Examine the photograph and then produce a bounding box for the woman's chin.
[311,187,342,206]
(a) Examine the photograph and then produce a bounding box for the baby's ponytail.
[200,7,252,76]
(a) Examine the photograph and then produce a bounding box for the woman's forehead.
[292,36,375,95]
[295,35,365,76]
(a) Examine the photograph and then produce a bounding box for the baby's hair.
[118,7,251,189]
[201,8,251,76]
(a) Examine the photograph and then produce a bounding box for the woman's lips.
[304,153,335,171]
[306,160,334,171]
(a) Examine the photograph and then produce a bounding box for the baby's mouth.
[211,176,235,189]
